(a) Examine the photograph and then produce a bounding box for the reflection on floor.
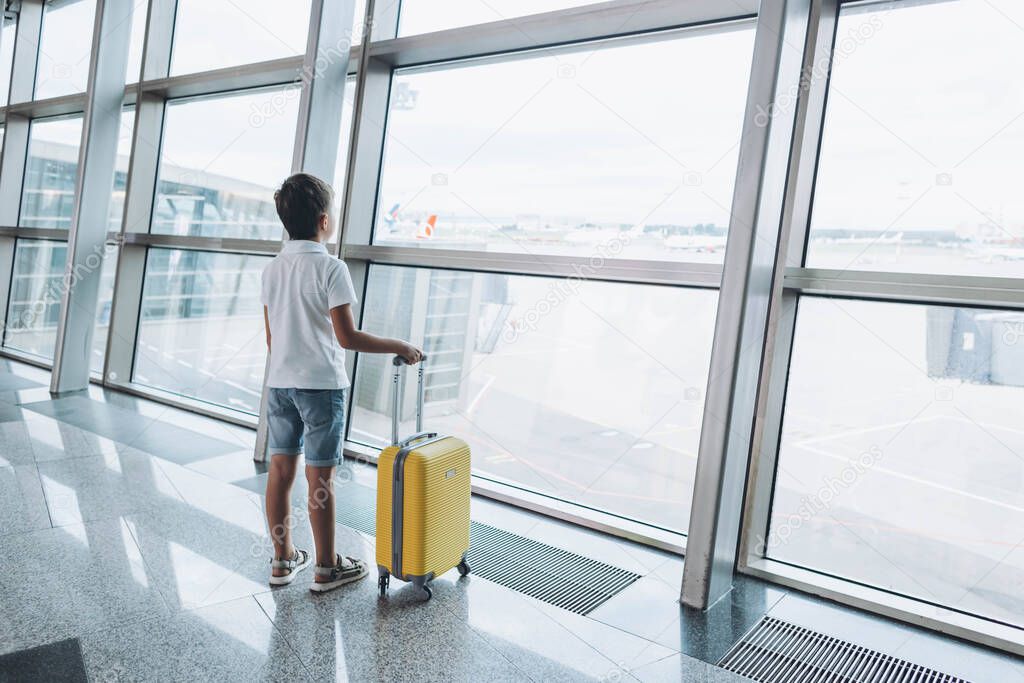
[0,359,1019,682]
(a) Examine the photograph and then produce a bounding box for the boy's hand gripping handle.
[391,355,428,446]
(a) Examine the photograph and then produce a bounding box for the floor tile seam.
[434,584,543,683]
[250,593,317,680]
[121,513,176,615]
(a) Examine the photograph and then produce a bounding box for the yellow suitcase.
[376,356,471,599]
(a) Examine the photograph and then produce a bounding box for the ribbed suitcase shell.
[376,436,471,582]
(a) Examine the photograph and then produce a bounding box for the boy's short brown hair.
[274,173,334,240]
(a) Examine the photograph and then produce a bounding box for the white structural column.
[681,0,820,609]
[336,0,402,431]
[102,0,176,390]
[50,0,135,393]
[291,0,359,178]
[253,0,360,462]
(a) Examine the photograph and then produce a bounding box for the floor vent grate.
[465,521,641,615]
[718,616,971,683]
[334,483,641,615]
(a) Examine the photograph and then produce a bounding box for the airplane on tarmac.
[665,232,728,253]
[382,203,438,240]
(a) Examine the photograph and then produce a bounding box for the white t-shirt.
[261,240,358,389]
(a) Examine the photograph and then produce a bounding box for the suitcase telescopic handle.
[390,354,428,446]
[398,431,439,449]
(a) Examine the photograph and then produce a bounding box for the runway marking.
[769,512,1024,549]
[797,412,1024,448]
[785,410,835,426]
[799,442,1024,515]
[794,413,947,447]
[204,352,266,362]
[947,413,1024,439]
[223,362,266,371]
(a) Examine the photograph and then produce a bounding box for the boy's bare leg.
[266,455,299,576]
[307,465,336,575]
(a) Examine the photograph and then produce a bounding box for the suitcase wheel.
[378,574,389,597]
[422,585,432,600]
[457,560,471,577]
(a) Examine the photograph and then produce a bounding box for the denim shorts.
[267,388,347,467]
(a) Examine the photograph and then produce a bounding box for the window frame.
[150,85,305,241]
[738,0,1024,656]
[0,0,1019,656]
[334,3,760,555]
[18,111,84,230]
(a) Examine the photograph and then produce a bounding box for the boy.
[261,173,422,593]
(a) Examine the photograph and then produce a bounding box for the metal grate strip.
[718,617,973,683]
[333,482,641,614]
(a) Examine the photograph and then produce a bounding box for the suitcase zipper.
[391,447,408,580]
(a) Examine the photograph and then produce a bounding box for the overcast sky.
[10,0,1024,240]
[813,0,1024,236]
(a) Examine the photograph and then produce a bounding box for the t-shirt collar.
[281,240,328,255]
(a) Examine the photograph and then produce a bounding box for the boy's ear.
[319,212,330,232]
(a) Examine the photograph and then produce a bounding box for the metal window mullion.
[0,10,13,106]
[337,55,390,253]
[290,0,359,179]
[8,1,42,106]
[141,0,176,82]
[0,2,44,337]
[372,0,757,68]
[342,244,724,289]
[252,0,361,462]
[0,129,19,197]
[102,0,176,387]
[50,0,137,393]
[140,55,311,101]
[739,0,839,568]
[3,92,90,119]
[782,268,1024,310]
[119,232,283,256]
[0,227,70,240]
[332,0,399,451]
[0,116,29,330]
[681,0,820,610]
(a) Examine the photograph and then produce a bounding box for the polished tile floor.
[0,359,1019,682]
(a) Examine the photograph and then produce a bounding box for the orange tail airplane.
[417,215,437,239]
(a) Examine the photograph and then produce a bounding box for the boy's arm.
[330,304,422,364]
[263,306,271,350]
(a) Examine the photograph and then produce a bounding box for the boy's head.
[274,173,335,240]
